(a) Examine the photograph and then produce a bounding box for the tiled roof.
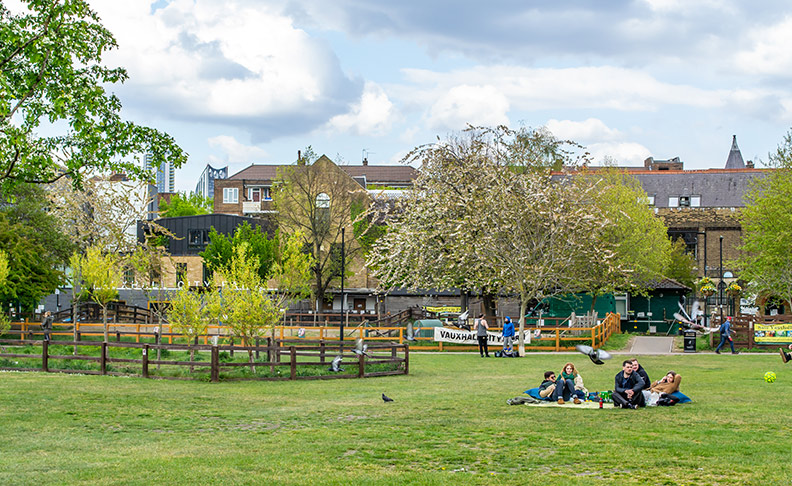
[228,163,418,184]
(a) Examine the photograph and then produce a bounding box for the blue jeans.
[716,335,735,353]
[553,378,575,401]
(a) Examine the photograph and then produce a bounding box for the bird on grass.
[328,355,344,372]
[382,393,394,402]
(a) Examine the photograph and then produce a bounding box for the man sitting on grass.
[538,371,557,400]
[780,344,792,363]
[613,360,646,409]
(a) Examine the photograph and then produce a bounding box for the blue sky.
[75,0,792,191]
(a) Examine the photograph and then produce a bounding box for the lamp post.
[340,227,345,343]
[718,236,724,320]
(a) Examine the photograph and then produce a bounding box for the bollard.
[142,344,149,378]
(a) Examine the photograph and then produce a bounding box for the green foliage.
[0,185,73,312]
[737,131,792,308]
[665,237,697,289]
[0,0,186,191]
[77,246,121,340]
[271,232,313,300]
[0,248,8,287]
[158,192,212,218]
[200,222,278,282]
[351,201,385,256]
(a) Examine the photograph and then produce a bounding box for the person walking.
[41,311,54,342]
[715,316,739,354]
[475,314,490,357]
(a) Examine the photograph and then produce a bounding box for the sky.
[62,1,792,191]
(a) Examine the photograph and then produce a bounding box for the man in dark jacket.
[630,358,650,390]
[613,359,646,409]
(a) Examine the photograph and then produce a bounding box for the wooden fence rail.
[5,312,620,352]
[0,338,408,382]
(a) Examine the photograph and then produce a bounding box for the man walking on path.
[715,316,739,354]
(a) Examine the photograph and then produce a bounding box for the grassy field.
[1,351,790,485]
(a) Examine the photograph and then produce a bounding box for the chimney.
[747,160,754,169]
[362,157,368,166]
[297,150,305,166]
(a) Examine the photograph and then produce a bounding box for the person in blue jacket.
[715,316,739,354]
[502,316,515,355]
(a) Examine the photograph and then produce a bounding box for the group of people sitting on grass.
[537,358,682,408]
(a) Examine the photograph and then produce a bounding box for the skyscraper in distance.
[195,164,228,200]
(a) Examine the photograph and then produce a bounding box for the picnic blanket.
[507,397,616,409]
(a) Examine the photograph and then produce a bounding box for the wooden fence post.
[255,338,260,360]
[320,341,326,364]
[211,345,219,383]
[289,346,296,380]
[142,344,149,378]
[229,337,234,358]
[358,352,365,378]
[116,330,121,342]
[404,344,409,375]
[42,339,49,372]
[100,341,107,375]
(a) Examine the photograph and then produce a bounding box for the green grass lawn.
[1,352,790,485]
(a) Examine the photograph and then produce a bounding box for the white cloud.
[734,16,792,77]
[587,142,653,166]
[546,118,622,143]
[207,135,268,164]
[327,82,395,136]
[91,0,359,139]
[425,84,510,131]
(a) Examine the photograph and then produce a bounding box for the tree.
[168,277,210,370]
[200,222,278,283]
[737,131,792,310]
[0,184,73,313]
[665,237,697,290]
[273,150,368,309]
[159,192,212,218]
[211,243,282,372]
[0,249,8,333]
[79,245,121,342]
[0,0,186,191]
[48,175,152,253]
[573,168,671,308]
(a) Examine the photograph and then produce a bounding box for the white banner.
[433,327,531,345]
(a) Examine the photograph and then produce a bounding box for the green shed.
[625,278,691,334]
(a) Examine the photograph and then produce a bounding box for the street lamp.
[340,227,345,343]
[718,236,724,320]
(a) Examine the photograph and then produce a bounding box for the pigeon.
[353,338,370,357]
[382,393,394,402]
[575,344,612,365]
[328,355,344,372]
[405,322,418,341]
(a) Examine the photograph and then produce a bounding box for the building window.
[668,196,679,207]
[644,195,655,206]
[316,193,330,208]
[678,196,691,207]
[188,229,209,248]
[175,263,188,285]
[691,195,701,207]
[223,187,238,204]
[249,188,261,202]
[263,187,271,200]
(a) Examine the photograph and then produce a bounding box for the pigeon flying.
[575,344,612,365]
[382,393,394,402]
[329,355,344,372]
[353,338,371,357]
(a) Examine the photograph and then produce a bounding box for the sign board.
[433,327,532,345]
[424,306,461,314]
[754,322,792,345]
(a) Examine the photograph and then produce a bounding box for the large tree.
[0,0,185,191]
[273,149,368,309]
[200,221,278,283]
[572,168,672,308]
[158,192,212,218]
[737,131,792,310]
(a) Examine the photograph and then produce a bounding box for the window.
[223,187,238,203]
[668,196,679,207]
[646,195,655,206]
[263,187,271,200]
[249,188,261,202]
[678,196,691,207]
[316,193,330,208]
[691,196,701,207]
[188,229,210,248]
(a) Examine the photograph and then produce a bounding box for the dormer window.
[679,196,691,207]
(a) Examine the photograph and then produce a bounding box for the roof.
[649,277,691,292]
[724,135,746,169]
[228,163,418,185]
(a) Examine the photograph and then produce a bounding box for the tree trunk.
[517,293,529,357]
[248,346,255,373]
[72,299,79,355]
[482,291,498,325]
[102,306,108,342]
[590,293,599,312]
[189,345,195,373]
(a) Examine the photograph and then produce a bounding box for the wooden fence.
[0,338,408,382]
[5,311,620,352]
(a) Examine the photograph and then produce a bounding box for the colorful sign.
[433,327,532,345]
[754,322,792,344]
[424,306,461,314]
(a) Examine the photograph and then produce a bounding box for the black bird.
[329,355,344,372]
[382,393,394,402]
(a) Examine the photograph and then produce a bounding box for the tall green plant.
[168,278,210,370]
[80,246,121,342]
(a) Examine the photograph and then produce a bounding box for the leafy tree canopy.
[200,221,278,282]
[0,0,186,191]
[159,192,212,218]
[665,237,697,290]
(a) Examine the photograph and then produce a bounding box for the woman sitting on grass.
[554,362,587,404]
[645,371,682,406]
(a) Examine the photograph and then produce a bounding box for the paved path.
[628,336,675,354]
